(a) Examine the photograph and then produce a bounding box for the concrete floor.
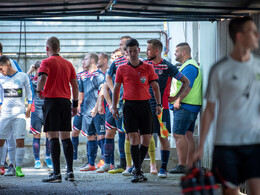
[0,167,185,195]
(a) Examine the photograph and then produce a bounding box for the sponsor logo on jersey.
[4,88,23,97]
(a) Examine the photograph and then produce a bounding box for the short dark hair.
[229,16,254,44]
[0,55,10,66]
[176,42,189,48]
[176,42,191,54]
[89,53,99,64]
[99,52,109,61]
[0,42,2,54]
[46,36,60,52]
[126,38,139,48]
[147,39,163,52]
[34,61,41,69]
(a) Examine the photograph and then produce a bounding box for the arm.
[190,101,215,167]
[25,75,33,118]
[97,84,105,114]
[36,74,47,99]
[70,78,79,117]
[27,65,35,75]
[168,75,190,106]
[103,82,112,109]
[106,74,114,92]
[78,92,84,115]
[112,82,121,120]
[150,81,162,115]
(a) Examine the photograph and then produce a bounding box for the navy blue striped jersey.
[145,59,183,111]
[79,69,105,115]
[107,56,128,107]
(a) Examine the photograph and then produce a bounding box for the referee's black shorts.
[123,100,153,135]
[43,98,71,132]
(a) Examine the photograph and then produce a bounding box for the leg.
[148,136,157,174]
[173,133,187,165]
[71,129,80,160]
[33,134,41,168]
[247,178,260,195]
[7,134,16,166]
[44,133,52,169]
[185,131,195,166]
[48,132,60,175]
[15,139,25,177]
[87,135,97,167]
[125,134,132,168]
[140,134,152,166]
[129,132,141,174]
[0,139,5,175]
[222,186,239,195]
[60,131,73,173]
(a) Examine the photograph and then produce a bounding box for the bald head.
[46,36,60,52]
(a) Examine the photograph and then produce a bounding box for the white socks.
[15,147,25,167]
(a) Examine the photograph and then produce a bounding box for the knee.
[87,135,96,141]
[185,131,194,141]
[72,130,80,137]
[105,129,116,139]
[16,139,24,148]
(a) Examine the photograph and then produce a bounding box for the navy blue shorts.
[152,109,171,135]
[105,107,123,132]
[123,100,153,135]
[172,108,198,135]
[73,113,83,131]
[30,111,44,134]
[82,113,105,136]
[212,145,260,188]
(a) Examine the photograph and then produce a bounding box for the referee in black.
[37,37,78,182]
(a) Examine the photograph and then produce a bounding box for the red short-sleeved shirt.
[115,61,158,100]
[38,54,77,99]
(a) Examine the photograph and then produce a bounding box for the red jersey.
[38,54,77,99]
[115,61,158,100]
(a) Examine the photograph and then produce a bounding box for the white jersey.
[0,58,21,105]
[0,72,33,117]
[205,54,260,146]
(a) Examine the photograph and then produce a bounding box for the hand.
[109,104,113,113]
[77,107,81,116]
[98,104,105,115]
[90,107,97,118]
[156,106,161,115]
[188,147,204,168]
[71,107,77,117]
[112,107,119,120]
[174,101,181,110]
[37,91,45,99]
[25,108,31,118]
[168,96,177,104]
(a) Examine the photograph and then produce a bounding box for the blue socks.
[104,138,114,164]
[118,132,126,159]
[45,137,51,157]
[87,140,97,166]
[72,136,79,160]
[161,150,170,170]
[33,138,40,161]
[98,138,105,160]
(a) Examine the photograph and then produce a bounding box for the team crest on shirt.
[14,79,21,85]
[140,76,146,84]
[158,70,163,75]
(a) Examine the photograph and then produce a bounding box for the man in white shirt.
[192,16,260,195]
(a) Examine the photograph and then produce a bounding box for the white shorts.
[0,114,27,140]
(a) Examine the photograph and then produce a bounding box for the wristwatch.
[156,104,162,107]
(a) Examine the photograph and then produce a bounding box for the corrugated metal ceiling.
[0,0,260,22]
